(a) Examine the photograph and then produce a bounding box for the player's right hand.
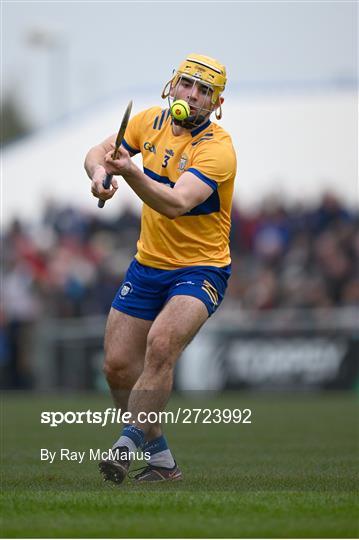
[91,165,118,201]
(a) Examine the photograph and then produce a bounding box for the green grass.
[1,392,358,538]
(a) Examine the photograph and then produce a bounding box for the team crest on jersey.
[120,282,133,297]
[144,141,156,153]
[178,153,189,172]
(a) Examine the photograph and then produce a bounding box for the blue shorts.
[112,259,231,321]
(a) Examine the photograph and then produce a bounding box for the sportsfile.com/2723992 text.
[40,408,252,427]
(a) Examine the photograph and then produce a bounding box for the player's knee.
[103,355,130,385]
[102,360,118,384]
[145,333,176,372]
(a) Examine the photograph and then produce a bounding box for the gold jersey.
[123,106,237,270]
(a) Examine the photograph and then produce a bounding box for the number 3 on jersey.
[162,155,170,168]
[162,148,174,168]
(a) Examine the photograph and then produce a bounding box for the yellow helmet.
[162,53,227,105]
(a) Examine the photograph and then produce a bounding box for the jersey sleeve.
[188,140,237,189]
[122,107,161,156]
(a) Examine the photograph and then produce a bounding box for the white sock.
[148,448,175,469]
[112,435,137,454]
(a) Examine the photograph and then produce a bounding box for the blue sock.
[143,436,175,468]
[113,425,145,454]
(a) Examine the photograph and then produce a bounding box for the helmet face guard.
[168,76,215,129]
[162,54,227,129]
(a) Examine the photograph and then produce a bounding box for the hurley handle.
[97,173,113,208]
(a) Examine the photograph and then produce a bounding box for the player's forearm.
[122,162,186,219]
[84,145,107,179]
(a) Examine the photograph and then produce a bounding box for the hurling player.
[85,54,237,483]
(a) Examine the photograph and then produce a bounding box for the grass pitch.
[1,391,358,538]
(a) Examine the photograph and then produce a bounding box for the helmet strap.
[215,102,223,120]
[161,79,173,99]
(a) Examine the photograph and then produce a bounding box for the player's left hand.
[104,145,132,176]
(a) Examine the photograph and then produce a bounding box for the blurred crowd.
[1,192,358,387]
[229,193,359,310]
